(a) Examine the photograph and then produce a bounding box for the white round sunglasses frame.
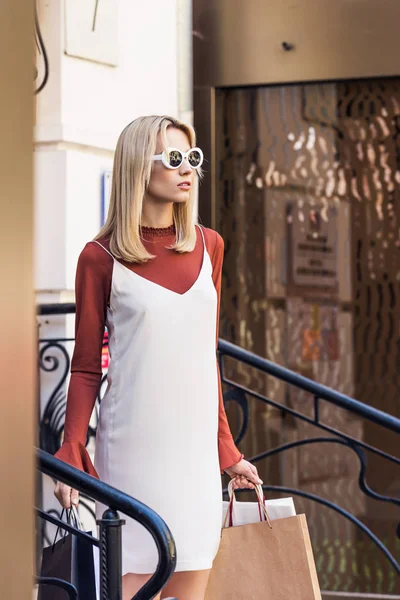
[152,146,204,170]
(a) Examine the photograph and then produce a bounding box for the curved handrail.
[37,448,176,600]
[37,303,76,315]
[37,302,400,592]
[218,339,400,434]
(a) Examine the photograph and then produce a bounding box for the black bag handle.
[52,506,81,548]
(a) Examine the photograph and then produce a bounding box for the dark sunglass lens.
[188,150,202,168]
[168,150,183,168]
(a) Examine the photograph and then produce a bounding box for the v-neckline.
[113,232,207,298]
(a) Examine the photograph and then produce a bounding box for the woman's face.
[146,127,194,205]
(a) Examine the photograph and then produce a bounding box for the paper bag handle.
[224,479,272,529]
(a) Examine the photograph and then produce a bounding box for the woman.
[54,115,262,600]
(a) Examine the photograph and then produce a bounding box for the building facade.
[34,0,194,559]
[193,1,400,594]
[35,0,193,305]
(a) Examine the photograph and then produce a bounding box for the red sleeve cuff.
[218,437,244,472]
[54,441,99,479]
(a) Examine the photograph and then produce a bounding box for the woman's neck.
[141,218,174,228]
[141,202,174,228]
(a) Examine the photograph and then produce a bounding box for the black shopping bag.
[38,508,97,600]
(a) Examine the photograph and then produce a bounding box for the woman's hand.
[225,459,263,490]
[54,481,80,509]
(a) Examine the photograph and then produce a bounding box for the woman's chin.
[173,193,190,204]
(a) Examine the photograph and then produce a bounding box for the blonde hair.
[94,115,200,262]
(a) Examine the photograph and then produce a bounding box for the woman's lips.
[178,182,191,190]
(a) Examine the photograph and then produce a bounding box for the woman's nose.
[179,159,192,176]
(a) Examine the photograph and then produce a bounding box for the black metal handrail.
[217,338,400,588]
[218,339,400,435]
[38,302,400,593]
[37,449,176,599]
[37,303,76,316]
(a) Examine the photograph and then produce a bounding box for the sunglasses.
[152,147,204,170]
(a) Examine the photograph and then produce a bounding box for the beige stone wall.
[0,1,35,598]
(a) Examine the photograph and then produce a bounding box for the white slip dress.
[93,226,222,575]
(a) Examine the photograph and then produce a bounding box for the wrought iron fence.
[37,303,400,595]
[36,449,176,599]
[218,339,400,594]
[36,303,176,599]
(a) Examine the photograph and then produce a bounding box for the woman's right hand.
[54,481,80,509]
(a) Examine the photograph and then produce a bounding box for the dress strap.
[196,224,206,250]
[93,240,114,259]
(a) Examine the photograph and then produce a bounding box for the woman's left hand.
[225,459,263,490]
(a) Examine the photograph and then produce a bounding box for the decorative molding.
[34,124,116,155]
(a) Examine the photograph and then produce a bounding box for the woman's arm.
[208,229,244,472]
[208,228,262,489]
[54,242,113,478]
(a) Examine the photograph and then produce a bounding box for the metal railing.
[37,302,400,595]
[218,340,400,433]
[218,339,400,593]
[36,449,176,599]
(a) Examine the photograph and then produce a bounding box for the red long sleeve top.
[54,224,243,477]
